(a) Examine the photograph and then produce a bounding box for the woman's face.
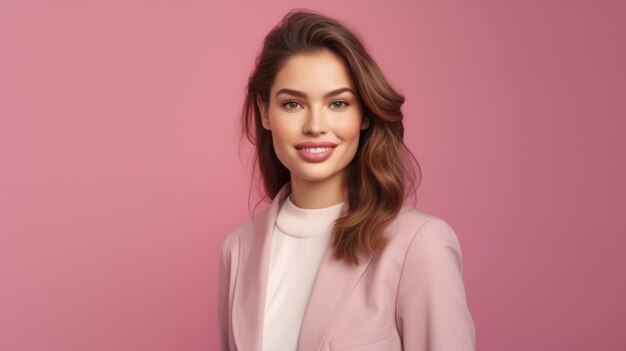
[258,48,369,188]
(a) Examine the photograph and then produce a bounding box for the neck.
[289,174,346,209]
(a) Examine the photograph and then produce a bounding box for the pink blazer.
[218,184,475,350]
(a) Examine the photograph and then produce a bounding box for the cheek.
[335,117,363,143]
[270,131,291,169]
[270,121,296,147]
[335,119,363,166]
[268,118,299,168]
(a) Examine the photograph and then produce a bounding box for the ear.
[360,114,371,130]
[257,95,271,130]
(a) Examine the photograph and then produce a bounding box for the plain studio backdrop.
[1,1,624,350]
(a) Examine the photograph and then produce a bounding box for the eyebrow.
[275,87,356,99]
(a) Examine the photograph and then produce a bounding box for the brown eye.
[331,101,349,109]
[283,101,302,110]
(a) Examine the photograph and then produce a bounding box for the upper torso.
[218,186,475,351]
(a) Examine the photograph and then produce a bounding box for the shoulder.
[392,208,475,349]
[393,206,458,241]
[220,208,270,259]
[391,206,464,271]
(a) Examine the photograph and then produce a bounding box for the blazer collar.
[232,183,289,351]
[297,242,373,351]
[233,182,373,351]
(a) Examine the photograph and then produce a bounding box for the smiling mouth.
[298,146,335,154]
[294,144,337,162]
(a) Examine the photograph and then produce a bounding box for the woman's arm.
[395,218,476,350]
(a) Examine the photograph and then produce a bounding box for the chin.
[290,167,344,184]
[293,173,334,183]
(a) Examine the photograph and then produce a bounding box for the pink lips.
[294,141,337,163]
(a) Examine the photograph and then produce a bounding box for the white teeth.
[303,147,331,154]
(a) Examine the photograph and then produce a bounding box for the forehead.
[271,49,356,95]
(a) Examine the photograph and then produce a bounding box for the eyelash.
[282,100,350,110]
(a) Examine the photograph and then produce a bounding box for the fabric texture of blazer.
[218,183,475,350]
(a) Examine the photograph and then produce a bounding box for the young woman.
[218,9,475,351]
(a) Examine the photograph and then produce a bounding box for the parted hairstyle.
[242,9,421,264]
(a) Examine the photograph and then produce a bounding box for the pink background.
[1,1,625,350]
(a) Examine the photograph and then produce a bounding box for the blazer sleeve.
[395,218,476,351]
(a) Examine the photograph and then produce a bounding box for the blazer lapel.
[297,246,374,351]
[232,184,290,351]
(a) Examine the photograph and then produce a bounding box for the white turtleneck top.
[262,196,345,351]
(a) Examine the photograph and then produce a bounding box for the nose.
[302,106,328,136]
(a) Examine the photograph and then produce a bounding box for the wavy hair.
[242,9,420,264]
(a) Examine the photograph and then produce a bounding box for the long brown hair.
[242,9,420,264]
